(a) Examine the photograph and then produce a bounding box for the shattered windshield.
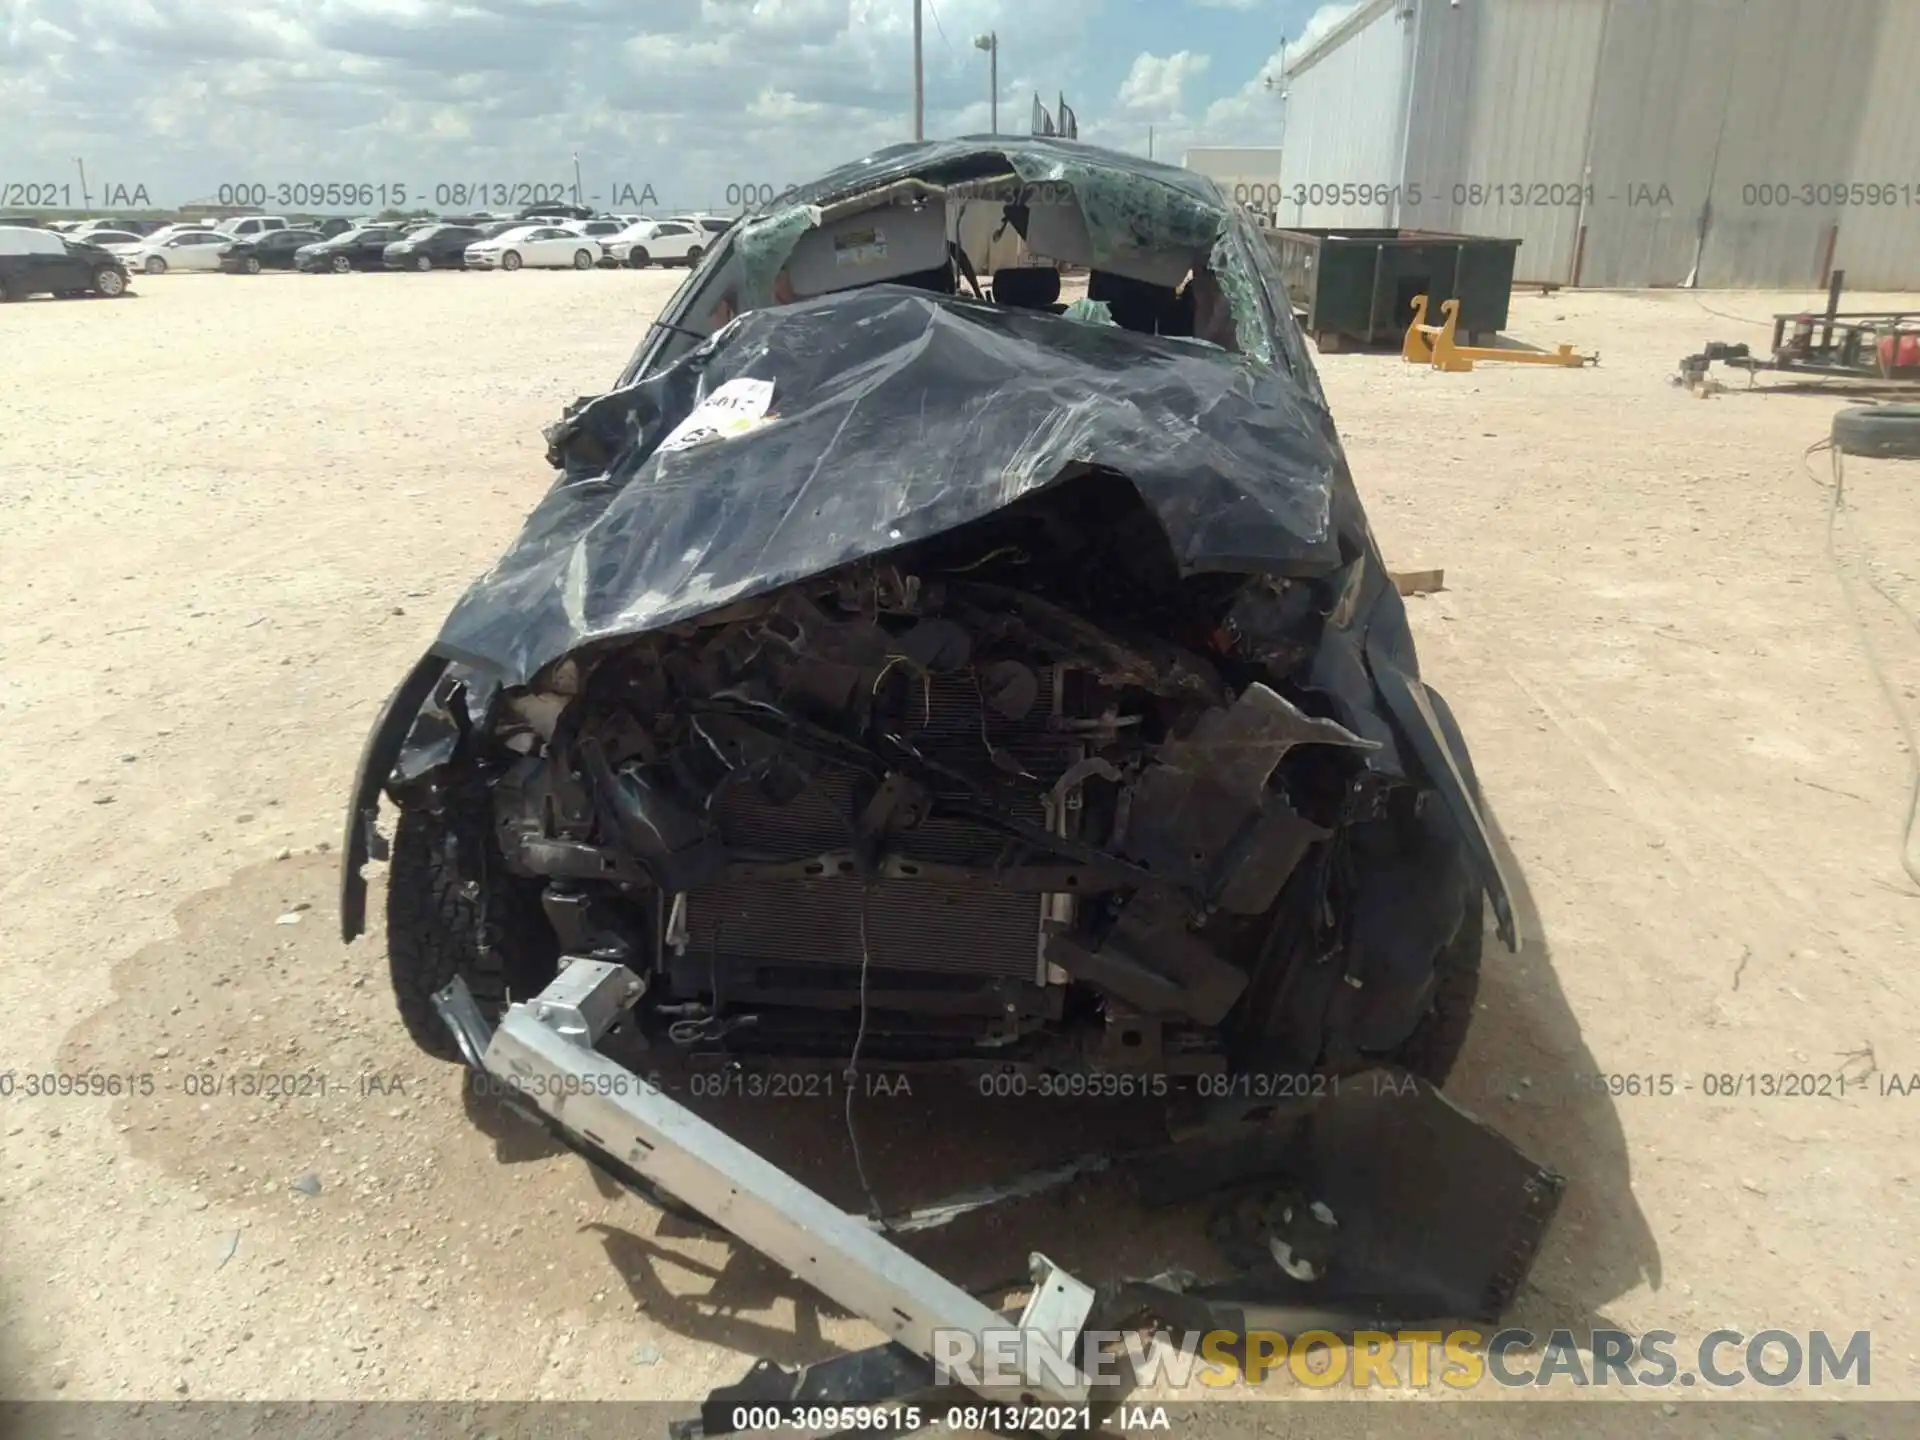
[672,137,1286,371]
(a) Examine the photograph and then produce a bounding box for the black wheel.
[385,799,557,1062]
[626,247,650,268]
[1833,404,1920,459]
[501,250,522,271]
[416,253,434,271]
[243,257,262,275]
[0,275,20,302]
[1391,890,1483,1086]
[572,249,593,270]
[144,256,168,275]
[329,254,352,273]
[684,245,703,266]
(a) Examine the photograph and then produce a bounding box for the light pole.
[973,32,998,134]
[912,0,924,140]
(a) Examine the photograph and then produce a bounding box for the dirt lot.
[2,270,1918,1424]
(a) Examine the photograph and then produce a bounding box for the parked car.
[119,229,232,274]
[382,224,485,271]
[68,229,146,251]
[0,225,131,300]
[564,218,630,264]
[294,227,407,273]
[134,222,220,247]
[219,228,322,273]
[212,215,289,240]
[668,213,738,240]
[463,225,601,271]
[343,138,1507,1117]
[516,201,593,223]
[605,218,706,268]
[564,218,626,240]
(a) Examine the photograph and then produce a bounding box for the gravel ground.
[2,270,1917,1425]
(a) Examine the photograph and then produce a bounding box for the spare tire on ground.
[1833,404,1920,459]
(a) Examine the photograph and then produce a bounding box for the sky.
[0,0,1361,213]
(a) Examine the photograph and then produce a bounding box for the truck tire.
[1833,404,1920,459]
[385,798,557,1062]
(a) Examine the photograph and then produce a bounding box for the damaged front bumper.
[443,958,1563,1434]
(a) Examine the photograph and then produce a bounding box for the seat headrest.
[991,266,1062,310]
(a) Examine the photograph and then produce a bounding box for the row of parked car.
[84,213,733,275]
[0,208,739,299]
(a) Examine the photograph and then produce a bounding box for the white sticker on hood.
[657,377,776,454]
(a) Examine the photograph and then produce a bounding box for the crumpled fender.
[1370,661,1516,951]
[338,650,450,943]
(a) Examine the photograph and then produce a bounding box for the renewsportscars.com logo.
[933,1327,1873,1391]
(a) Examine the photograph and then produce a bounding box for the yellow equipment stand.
[1403,295,1597,373]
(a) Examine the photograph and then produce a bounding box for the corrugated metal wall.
[1573,0,1738,287]
[1272,0,1411,230]
[1277,0,1919,289]
[1833,0,1920,289]
[1401,0,1605,283]
[1581,0,1884,288]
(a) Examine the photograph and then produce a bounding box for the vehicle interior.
[644,166,1245,373]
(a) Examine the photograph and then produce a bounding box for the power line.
[924,0,957,60]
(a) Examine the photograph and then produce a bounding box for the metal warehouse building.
[1275,0,1920,288]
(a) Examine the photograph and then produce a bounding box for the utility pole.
[572,152,583,207]
[912,0,924,140]
[1148,126,1154,160]
[75,158,90,211]
[973,32,998,134]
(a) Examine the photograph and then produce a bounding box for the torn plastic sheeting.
[433,285,1345,688]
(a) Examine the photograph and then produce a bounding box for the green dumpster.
[1263,227,1522,351]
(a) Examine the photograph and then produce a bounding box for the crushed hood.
[435,284,1355,688]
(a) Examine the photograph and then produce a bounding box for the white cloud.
[1116,50,1210,119]
[0,0,1104,210]
[1292,0,1362,60]
[1197,42,1287,140]
[1186,1,1359,144]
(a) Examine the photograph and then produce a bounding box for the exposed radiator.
[683,876,1042,981]
[680,663,1077,985]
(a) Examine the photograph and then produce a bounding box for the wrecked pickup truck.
[341,137,1556,1424]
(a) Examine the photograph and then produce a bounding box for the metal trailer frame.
[1679,269,1920,391]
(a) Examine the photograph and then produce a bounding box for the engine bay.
[454,473,1384,1071]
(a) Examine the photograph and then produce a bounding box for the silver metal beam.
[481,961,1093,1404]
